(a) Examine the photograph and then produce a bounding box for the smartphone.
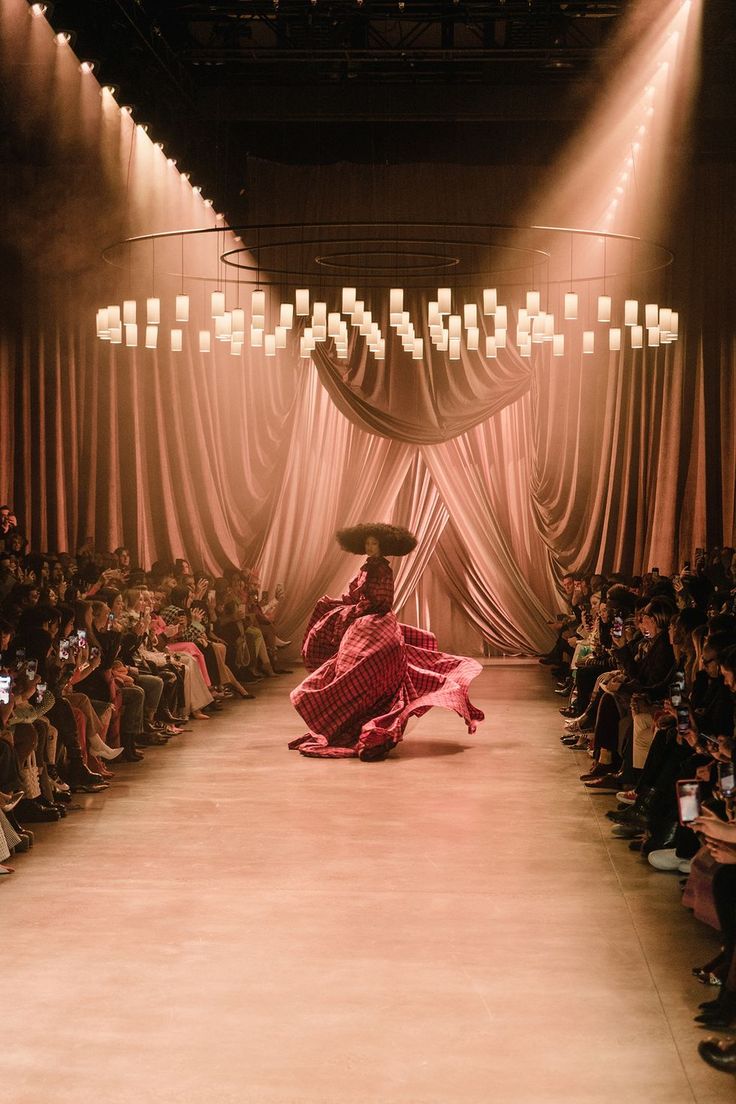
[58,638,70,661]
[718,761,736,798]
[669,687,682,708]
[676,779,701,824]
[34,681,46,705]
[25,659,38,678]
[612,615,624,639]
[676,705,691,735]
[0,674,11,706]
[78,629,87,645]
[683,560,691,573]
[15,647,25,662]
[90,646,100,660]
[107,612,115,629]
[651,567,660,576]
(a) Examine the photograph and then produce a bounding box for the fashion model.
[289,523,484,760]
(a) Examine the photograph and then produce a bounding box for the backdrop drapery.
[1,0,735,657]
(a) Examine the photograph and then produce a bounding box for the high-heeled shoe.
[694,990,736,1028]
[87,732,124,760]
[698,1037,736,1073]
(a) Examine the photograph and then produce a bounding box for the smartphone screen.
[677,780,701,824]
[78,629,87,645]
[612,615,623,639]
[59,639,70,661]
[15,647,25,662]
[25,659,38,678]
[669,689,682,707]
[676,706,691,735]
[35,681,46,704]
[718,762,736,798]
[0,674,11,706]
[107,612,114,628]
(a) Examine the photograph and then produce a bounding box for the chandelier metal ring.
[102,222,674,291]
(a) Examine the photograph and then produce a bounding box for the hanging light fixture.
[631,325,643,348]
[145,325,158,349]
[199,331,211,353]
[624,299,639,326]
[170,329,183,352]
[483,288,497,316]
[125,323,138,347]
[583,331,595,354]
[564,293,578,321]
[146,298,160,325]
[609,328,622,351]
[295,289,310,316]
[175,295,189,322]
[597,295,612,323]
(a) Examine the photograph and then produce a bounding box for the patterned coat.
[289,556,484,760]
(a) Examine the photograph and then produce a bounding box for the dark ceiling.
[40,0,736,220]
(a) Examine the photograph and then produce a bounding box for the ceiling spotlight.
[54,30,71,44]
[101,84,119,98]
[80,60,96,74]
[181,172,191,181]
[203,198,214,207]
[167,157,177,167]
[30,3,48,16]
[136,122,149,134]
[120,105,134,116]
[192,185,202,194]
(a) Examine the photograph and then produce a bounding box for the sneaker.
[678,859,693,874]
[615,789,638,805]
[647,848,681,871]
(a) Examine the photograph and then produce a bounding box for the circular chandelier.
[95,221,679,361]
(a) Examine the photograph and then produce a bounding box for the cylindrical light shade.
[564,293,578,321]
[211,291,225,318]
[125,323,138,347]
[531,313,546,343]
[250,326,263,347]
[517,308,530,334]
[251,290,265,316]
[624,299,638,326]
[495,305,508,330]
[412,338,424,361]
[519,340,532,358]
[109,326,122,344]
[145,325,158,349]
[670,311,679,338]
[341,287,356,314]
[170,328,182,352]
[438,288,452,315]
[251,314,265,331]
[543,314,555,340]
[299,338,312,358]
[597,295,611,323]
[448,337,461,360]
[390,288,404,314]
[648,325,660,347]
[495,327,507,349]
[96,308,109,336]
[526,290,540,317]
[199,330,211,353]
[631,325,643,348]
[467,326,479,351]
[302,327,315,351]
[427,301,441,326]
[264,334,276,357]
[483,288,497,316]
[312,301,327,326]
[146,298,160,325]
[645,303,659,328]
[215,313,231,340]
[583,331,595,354]
[448,314,461,339]
[230,340,243,356]
[351,301,365,325]
[464,304,477,329]
[313,324,327,341]
[279,303,294,329]
[552,334,565,357]
[123,300,136,325]
[659,307,672,333]
[107,304,121,329]
[275,326,287,349]
[609,328,621,351]
[485,335,497,358]
[231,308,245,337]
[175,295,189,322]
[359,312,373,336]
[295,289,310,316]
[328,312,342,338]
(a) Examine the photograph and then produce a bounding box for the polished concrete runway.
[3,663,733,1103]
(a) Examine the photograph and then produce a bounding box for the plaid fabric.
[290,560,484,760]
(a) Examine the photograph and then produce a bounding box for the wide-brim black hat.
[336,523,417,557]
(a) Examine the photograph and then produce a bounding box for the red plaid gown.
[289,556,484,759]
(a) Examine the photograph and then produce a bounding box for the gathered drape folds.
[311,315,532,444]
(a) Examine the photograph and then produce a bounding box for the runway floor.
[4,663,734,1104]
